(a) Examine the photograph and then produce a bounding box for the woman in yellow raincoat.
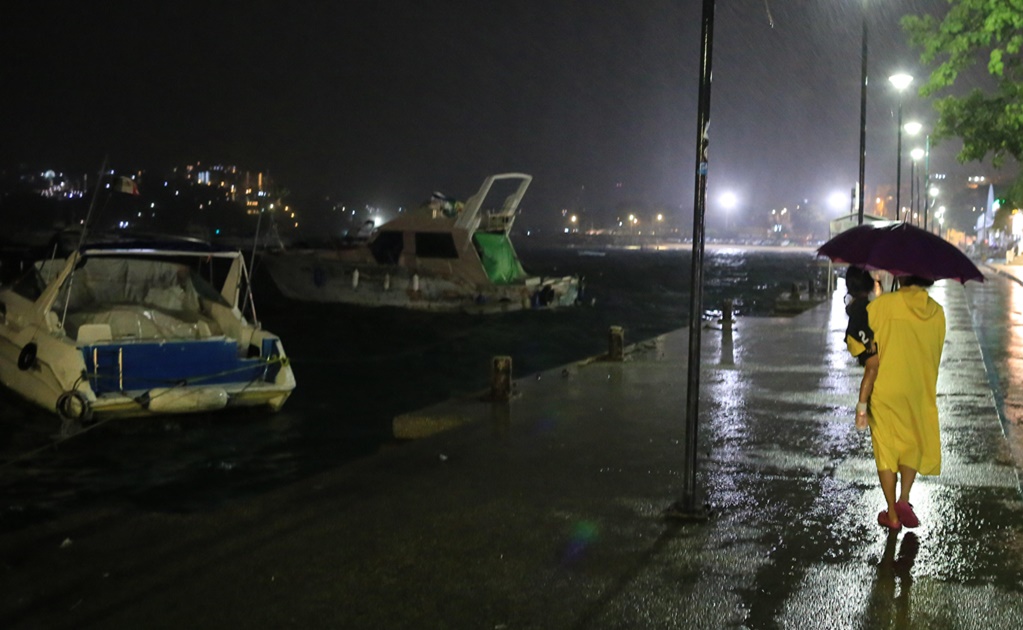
[856,275,945,531]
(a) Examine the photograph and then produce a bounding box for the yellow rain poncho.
[866,285,946,475]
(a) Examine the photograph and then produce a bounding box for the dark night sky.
[0,1,998,228]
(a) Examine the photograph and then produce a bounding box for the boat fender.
[17,342,38,371]
[56,390,93,423]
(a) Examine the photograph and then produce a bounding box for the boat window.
[414,233,458,259]
[369,230,404,264]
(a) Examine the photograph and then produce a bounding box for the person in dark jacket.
[845,266,877,432]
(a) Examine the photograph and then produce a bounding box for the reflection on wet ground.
[966,274,1023,475]
[688,275,1023,628]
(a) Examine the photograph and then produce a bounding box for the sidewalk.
[2,280,1022,628]
[988,260,1023,285]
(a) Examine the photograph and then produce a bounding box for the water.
[0,244,827,531]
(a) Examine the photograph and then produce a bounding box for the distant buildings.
[0,162,294,241]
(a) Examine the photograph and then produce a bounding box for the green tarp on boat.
[474,232,527,284]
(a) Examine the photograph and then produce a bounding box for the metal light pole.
[668,0,715,521]
[923,134,931,231]
[910,147,924,226]
[912,158,920,225]
[889,73,913,221]
[857,3,868,225]
[904,121,923,224]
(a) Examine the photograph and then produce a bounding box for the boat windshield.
[46,256,230,316]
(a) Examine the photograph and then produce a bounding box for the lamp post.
[857,0,868,225]
[923,134,931,230]
[904,121,922,224]
[889,73,914,221]
[672,0,716,520]
[910,147,925,226]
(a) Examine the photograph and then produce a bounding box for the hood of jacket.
[899,285,941,321]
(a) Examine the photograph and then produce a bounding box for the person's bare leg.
[898,466,917,503]
[878,469,901,526]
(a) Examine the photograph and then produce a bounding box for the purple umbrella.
[817,222,984,284]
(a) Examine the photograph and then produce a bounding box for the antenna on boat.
[249,208,264,279]
[58,157,109,327]
[75,156,109,252]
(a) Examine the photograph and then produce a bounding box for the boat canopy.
[473,233,526,285]
[44,256,230,317]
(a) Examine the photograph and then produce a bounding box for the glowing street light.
[904,121,923,137]
[827,190,849,212]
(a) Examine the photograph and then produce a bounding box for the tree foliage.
[902,1,1023,168]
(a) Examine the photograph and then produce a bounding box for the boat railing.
[455,173,532,234]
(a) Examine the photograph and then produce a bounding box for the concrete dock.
[2,270,1022,628]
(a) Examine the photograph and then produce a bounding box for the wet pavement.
[2,272,1023,628]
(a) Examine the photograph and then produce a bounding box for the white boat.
[0,236,296,428]
[261,173,581,313]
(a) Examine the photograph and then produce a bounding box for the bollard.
[352,269,360,289]
[412,274,420,292]
[383,273,390,291]
[608,326,624,361]
[721,299,733,324]
[490,356,513,402]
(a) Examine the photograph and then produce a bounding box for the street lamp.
[905,121,923,224]
[856,0,869,225]
[923,133,932,230]
[889,73,914,220]
[910,147,925,226]
[827,190,849,213]
[904,120,935,229]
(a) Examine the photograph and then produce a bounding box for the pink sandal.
[877,510,902,532]
[894,501,919,528]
